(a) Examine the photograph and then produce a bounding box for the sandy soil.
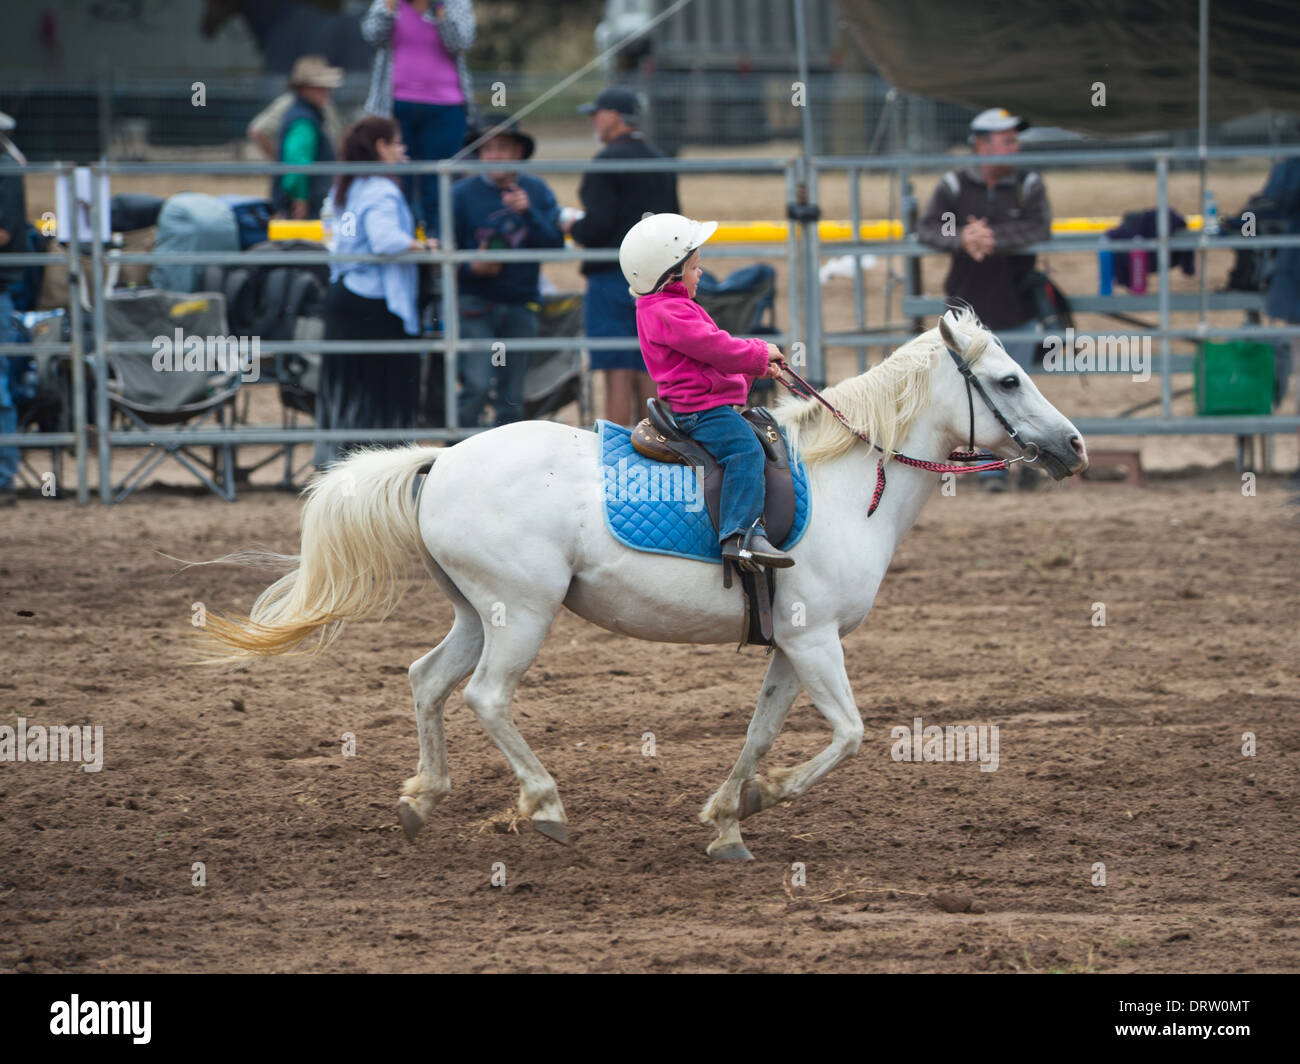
[1,463,1297,973]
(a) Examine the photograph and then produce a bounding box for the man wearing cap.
[919,108,1050,355]
[247,56,345,161]
[0,109,26,504]
[564,86,679,427]
[452,122,563,427]
[919,108,1050,490]
[271,56,343,220]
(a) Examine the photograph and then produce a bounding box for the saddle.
[630,399,797,647]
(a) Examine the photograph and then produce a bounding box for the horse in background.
[200,0,372,73]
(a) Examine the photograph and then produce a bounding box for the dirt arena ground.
[2,461,1297,973]
[2,132,1297,973]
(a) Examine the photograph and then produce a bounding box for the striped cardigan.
[361,0,477,121]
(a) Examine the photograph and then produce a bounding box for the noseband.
[776,350,1038,516]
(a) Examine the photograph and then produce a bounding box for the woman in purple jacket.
[620,213,793,570]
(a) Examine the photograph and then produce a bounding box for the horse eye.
[999,375,1020,390]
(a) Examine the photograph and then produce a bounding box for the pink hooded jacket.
[634,282,770,412]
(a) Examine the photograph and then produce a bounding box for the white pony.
[204,310,1087,860]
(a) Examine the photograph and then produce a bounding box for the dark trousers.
[315,281,420,467]
[392,100,467,239]
[668,404,766,541]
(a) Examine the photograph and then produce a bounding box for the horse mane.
[772,308,996,466]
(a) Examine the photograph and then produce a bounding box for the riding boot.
[721,529,795,570]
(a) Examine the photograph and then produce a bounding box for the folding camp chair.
[102,289,241,503]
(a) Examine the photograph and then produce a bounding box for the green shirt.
[280,118,320,206]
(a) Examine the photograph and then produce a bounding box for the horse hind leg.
[398,599,485,841]
[461,604,569,843]
[699,647,802,860]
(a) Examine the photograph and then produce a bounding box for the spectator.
[362,0,477,238]
[315,116,434,469]
[452,121,562,428]
[563,86,679,427]
[0,109,27,506]
[1259,154,1300,486]
[247,56,345,161]
[270,56,343,221]
[918,107,1051,491]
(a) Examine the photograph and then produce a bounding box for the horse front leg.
[699,648,802,861]
[748,630,863,812]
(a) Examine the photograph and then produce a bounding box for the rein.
[774,355,1037,517]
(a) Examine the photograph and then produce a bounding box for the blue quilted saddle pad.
[597,419,812,564]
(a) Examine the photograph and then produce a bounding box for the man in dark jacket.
[1260,154,1300,485]
[452,122,563,427]
[918,108,1051,358]
[271,56,342,220]
[0,109,27,504]
[918,108,1051,491]
[564,86,679,426]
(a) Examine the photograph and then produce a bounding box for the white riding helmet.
[619,213,719,296]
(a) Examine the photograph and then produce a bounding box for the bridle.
[775,346,1039,517]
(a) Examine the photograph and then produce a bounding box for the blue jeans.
[457,294,536,427]
[392,100,467,239]
[0,292,21,492]
[670,404,766,541]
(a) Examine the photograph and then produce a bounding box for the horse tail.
[200,445,440,661]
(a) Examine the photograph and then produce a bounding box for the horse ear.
[938,312,968,359]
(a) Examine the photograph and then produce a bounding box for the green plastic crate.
[1195,341,1275,416]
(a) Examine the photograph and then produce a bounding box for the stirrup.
[721,534,764,574]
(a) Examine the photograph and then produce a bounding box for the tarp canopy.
[838,0,1300,135]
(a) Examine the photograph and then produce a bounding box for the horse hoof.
[397,799,424,842]
[532,819,569,845]
[709,841,755,862]
[740,779,763,819]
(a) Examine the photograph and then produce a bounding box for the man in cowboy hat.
[247,55,345,160]
[0,108,27,504]
[451,120,563,427]
[918,107,1052,490]
[271,55,344,220]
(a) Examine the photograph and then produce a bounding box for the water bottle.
[1097,236,1114,296]
[1203,189,1220,236]
[320,195,336,252]
[1129,236,1148,294]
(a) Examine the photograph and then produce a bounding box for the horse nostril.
[1069,435,1085,456]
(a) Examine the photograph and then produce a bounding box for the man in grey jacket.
[919,109,1052,490]
[918,108,1051,358]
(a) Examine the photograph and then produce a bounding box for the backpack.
[1019,269,1075,367]
[1226,194,1287,292]
[199,240,329,411]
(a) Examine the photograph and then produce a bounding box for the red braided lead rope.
[773,363,1009,516]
